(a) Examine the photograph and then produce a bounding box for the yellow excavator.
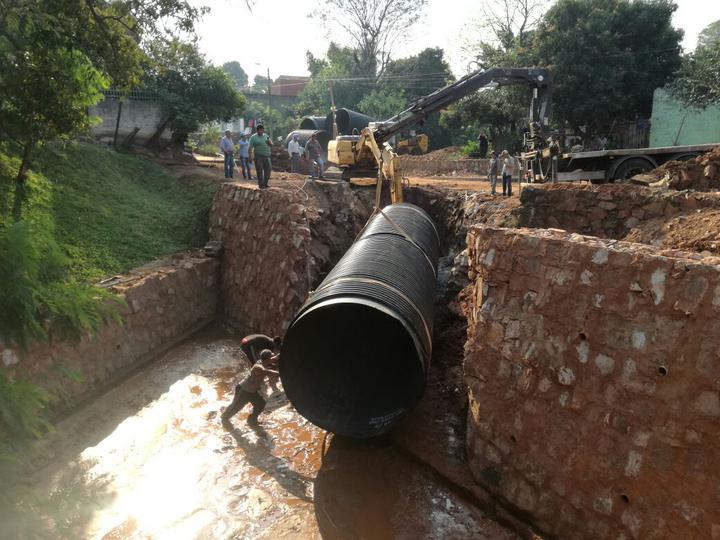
[327,67,553,204]
[396,133,429,156]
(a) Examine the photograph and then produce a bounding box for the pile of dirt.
[632,146,720,190]
[403,146,465,162]
[624,208,720,256]
[270,145,312,174]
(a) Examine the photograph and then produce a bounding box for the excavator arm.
[330,67,552,204]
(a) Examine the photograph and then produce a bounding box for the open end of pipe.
[280,299,426,438]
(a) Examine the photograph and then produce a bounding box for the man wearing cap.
[304,133,324,179]
[221,349,279,427]
[220,130,235,179]
[249,124,273,188]
[288,134,302,173]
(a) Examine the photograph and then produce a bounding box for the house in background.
[650,88,720,147]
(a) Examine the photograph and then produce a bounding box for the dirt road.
[14,326,516,539]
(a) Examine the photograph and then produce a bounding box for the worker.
[249,124,273,189]
[221,349,279,428]
[305,132,324,179]
[240,334,282,367]
[220,130,235,179]
[488,151,498,196]
[288,133,302,173]
[477,132,489,159]
[238,134,252,181]
[500,150,516,197]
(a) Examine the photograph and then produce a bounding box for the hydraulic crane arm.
[372,67,552,144]
[331,67,552,205]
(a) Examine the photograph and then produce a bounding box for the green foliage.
[672,20,720,108]
[297,45,455,148]
[144,38,246,145]
[222,60,249,88]
[534,0,682,133]
[461,140,480,156]
[1,142,218,282]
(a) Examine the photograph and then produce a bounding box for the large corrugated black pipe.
[280,203,440,438]
[325,108,376,135]
[284,129,331,151]
[299,116,328,131]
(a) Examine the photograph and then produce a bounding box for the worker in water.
[477,132,489,159]
[240,334,282,367]
[305,132,324,180]
[500,149,517,197]
[221,349,279,428]
[249,124,273,189]
[488,151,498,196]
[288,133,302,173]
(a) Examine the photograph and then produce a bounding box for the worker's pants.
[255,157,271,188]
[502,173,513,196]
[239,156,251,179]
[480,146,488,159]
[223,152,234,179]
[489,173,497,195]
[311,157,324,178]
[290,153,300,173]
[222,386,266,422]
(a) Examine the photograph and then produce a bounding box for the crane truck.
[326,67,552,204]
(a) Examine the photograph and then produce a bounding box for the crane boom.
[327,66,553,205]
[372,67,552,144]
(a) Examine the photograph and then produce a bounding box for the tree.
[253,74,271,91]
[470,0,548,55]
[144,39,246,146]
[534,0,682,137]
[0,0,206,184]
[315,0,427,77]
[698,20,720,50]
[222,61,249,88]
[672,20,720,108]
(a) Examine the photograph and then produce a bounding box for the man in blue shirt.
[238,134,251,180]
[219,130,235,179]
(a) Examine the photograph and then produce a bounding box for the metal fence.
[101,88,161,102]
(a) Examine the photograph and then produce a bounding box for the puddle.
[7,326,516,539]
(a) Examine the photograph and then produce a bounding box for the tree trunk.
[145,116,172,149]
[12,141,34,221]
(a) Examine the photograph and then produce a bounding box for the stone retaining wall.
[2,253,219,410]
[208,182,371,336]
[515,184,720,238]
[464,225,720,539]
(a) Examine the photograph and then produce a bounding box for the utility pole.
[267,67,272,137]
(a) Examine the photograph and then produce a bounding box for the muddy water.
[12,326,515,539]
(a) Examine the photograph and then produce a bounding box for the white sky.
[192,0,720,81]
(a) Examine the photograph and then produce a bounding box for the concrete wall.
[90,98,169,145]
[465,225,720,538]
[650,88,720,147]
[208,182,371,336]
[515,184,720,239]
[1,254,218,410]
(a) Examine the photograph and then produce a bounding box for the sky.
[192,0,720,82]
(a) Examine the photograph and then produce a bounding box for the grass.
[0,142,218,282]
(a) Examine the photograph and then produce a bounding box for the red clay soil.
[634,145,720,190]
[404,146,465,162]
[624,208,720,255]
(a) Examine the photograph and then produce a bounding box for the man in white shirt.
[220,130,235,179]
[500,150,517,197]
[287,134,302,173]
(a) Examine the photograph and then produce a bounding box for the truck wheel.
[612,158,654,182]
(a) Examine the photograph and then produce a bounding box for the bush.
[461,140,480,157]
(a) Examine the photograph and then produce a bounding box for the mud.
[10,325,516,539]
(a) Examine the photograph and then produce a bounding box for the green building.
[650,88,720,147]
